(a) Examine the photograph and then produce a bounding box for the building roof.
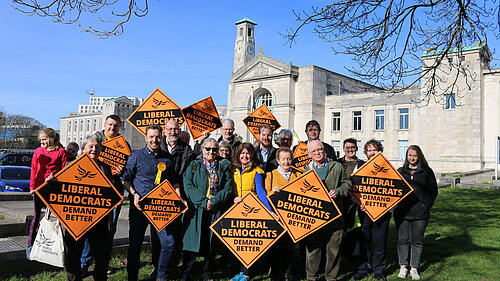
[422,41,487,57]
[235,17,257,25]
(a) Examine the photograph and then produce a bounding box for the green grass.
[1,187,499,281]
[0,215,4,220]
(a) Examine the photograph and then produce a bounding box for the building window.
[459,56,465,61]
[398,140,409,160]
[444,94,457,109]
[332,112,341,131]
[93,119,97,131]
[86,120,90,131]
[68,122,72,132]
[331,141,341,159]
[375,110,385,130]
[80,120,83,131]
[353,111,362,131]
[399,108,409,130]
[255,91,273,110]
[447,57,453,63]
[248,27,252,37]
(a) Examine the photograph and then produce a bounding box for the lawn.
[1,187,498,281]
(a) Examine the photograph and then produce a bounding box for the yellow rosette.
[155,162,166,185]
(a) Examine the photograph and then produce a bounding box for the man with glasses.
[303,140,351,281]
[276,129,293,148]
[294,120,337,160]
[194,118,242,156]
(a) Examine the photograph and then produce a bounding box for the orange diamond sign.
[35,154,123,240]
[182,97,223,140]
[242,104,281,139]
[139,179,188,231]
[292,141,311,172]
[267,169,342,243]
[210,193,285,268]
[350,152,414,221]
[97,135,131,175]
[127,88,184,135]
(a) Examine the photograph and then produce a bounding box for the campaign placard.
[181,97,223,140]
[242,104,281,139]
[210,193,285,269]
[292,141,311,172]
[350,152,414,221]
[138,179,188,231]
[127,88,184,135]
[97,135,131,175]
[35,154,123,240]
[267,169,342,243]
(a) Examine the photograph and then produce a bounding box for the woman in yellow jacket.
[265,147,301,281]
[230,142,268,281]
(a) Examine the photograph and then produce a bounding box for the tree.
[284,0,499,105]
[0,114,45,149]
[12,0,148,38]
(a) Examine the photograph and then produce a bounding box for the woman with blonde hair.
[27,128,68,254]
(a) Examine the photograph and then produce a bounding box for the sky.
[1,1,499,129]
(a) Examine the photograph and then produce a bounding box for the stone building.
[60,96,145,151]
[225,18,500,172]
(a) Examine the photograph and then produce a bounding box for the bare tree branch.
[12,0,149,38]
[283,0,499,105]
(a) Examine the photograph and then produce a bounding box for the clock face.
[247,45,255,54]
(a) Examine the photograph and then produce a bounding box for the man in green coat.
[181,138,233,281]
[304,140,352,281]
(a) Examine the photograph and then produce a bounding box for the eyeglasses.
[222,128,234,131]
[166,128,180,131]
[204,147,218,152]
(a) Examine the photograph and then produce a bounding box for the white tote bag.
[29,209,65,267]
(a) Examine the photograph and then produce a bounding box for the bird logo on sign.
[75,165,97,181]
[113,141,125,149]
[241,203,260,217]
[300,179,320,193]
[201,102,214,112]
[158,188,172,198]
[152,98,167,109]
[371,163,390,175]
[259,109,269,117]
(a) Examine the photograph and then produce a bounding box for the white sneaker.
[398,267,408,278]
[410,268,421,280]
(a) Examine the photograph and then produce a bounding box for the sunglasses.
[204,147,219,152]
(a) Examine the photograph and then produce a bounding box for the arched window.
[255,91,273,111]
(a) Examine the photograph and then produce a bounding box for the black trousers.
[63,220,111,281]
[269,234,294,281]
[395,218,428,268]
[357,211,391,275]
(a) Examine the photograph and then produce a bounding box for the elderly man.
[255,124,277,172]
[122,125,180,281]
[194,118,242,155]
[304,140,351,281]
[294,120,337,160]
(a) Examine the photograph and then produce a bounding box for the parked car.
[0,166,31,192]
[0,153,33,167]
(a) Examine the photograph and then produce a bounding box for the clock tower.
[233,17,257,72]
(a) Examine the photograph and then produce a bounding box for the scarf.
[203,157,219,197]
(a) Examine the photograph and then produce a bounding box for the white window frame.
[332,112,341,131]
[399,108,409,130]
[353,111,362,131]
[375,109,385,131]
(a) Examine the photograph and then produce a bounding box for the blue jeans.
[127,205,174,281]
[80,239,92,268]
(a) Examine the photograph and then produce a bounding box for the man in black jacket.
[255,124,277,172]
[293,120,337,160]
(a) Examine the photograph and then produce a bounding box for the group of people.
[28,116,438,281]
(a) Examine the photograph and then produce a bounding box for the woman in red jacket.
[28,128,67,250]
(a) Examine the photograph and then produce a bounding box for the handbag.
[29,209,65,267]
